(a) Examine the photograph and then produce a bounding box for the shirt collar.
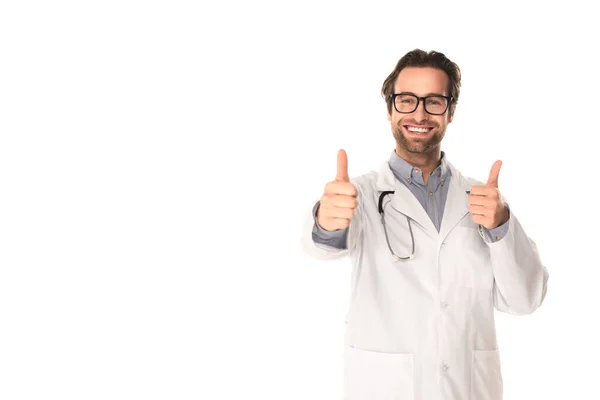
[388,149,450,183]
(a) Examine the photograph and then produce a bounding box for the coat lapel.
[438,162,472,242]
[375,160,473,241]
[375,162,437,236]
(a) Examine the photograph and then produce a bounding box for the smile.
[404,125,433,134]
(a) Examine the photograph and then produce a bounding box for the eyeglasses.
[390,93,453,115]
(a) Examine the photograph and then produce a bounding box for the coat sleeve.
[300,178,365,261]
[488,206,549,315]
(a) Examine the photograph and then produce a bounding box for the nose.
[412,99,428,121]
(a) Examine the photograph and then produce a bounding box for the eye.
[397,96,416,104]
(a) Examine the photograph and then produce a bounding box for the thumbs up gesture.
[317,149,359,231]
[467,160,510,229]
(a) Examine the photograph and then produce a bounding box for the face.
[387,67,454,155]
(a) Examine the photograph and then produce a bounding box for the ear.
[448,106,455,123]
[387,107,392,122]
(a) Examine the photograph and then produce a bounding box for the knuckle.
[334,220,345,229]
[342,182,356,195]
[343,197,354,208]
[326,181,340,194]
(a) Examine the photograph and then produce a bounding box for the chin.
[398,135,440,154]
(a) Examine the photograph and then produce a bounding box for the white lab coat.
[301,159,548,400]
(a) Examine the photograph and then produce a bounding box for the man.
[301,49,549,400]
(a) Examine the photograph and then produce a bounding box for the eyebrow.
[397,91,447,97]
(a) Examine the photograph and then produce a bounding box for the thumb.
[336,149,349,182]
[486,160,502,187]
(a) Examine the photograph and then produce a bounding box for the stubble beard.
[392,123,445,155]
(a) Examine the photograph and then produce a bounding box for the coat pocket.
[343,346,414,400]
[470,349,503,400]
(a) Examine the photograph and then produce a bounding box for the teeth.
[407,127,431,133]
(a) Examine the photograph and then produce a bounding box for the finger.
[320,197,357,214]
[468,195,493,207]
[323,217,351,230]
[486,160,502,188]
[327,207,355,220]
[329,195,358,209]
[468,185,486,196]
[336,149,349,182]
[331,218,351,230]
[468,204,487,215]
[317,217,350,231]
[468,186,498,198]
[471,214,487,226]
[325,181,358,197]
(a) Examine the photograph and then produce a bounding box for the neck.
[395,145,442,184]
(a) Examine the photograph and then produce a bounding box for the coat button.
[442,363,449,371]
[441,301,449,309]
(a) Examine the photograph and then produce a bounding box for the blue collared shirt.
[312,150,509,248]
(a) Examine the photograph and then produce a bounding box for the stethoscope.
[378,191,415,261]
[378,189,487,261]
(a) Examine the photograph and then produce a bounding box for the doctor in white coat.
[301,49,548,400]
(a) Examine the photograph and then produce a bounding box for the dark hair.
[381,49,461,116]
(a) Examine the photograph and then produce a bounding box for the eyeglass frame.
[389,93,454,115]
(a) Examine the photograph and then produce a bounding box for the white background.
[0,1,598,399]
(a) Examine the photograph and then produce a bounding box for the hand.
[468,160,509,229]
[317,149,359,231]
